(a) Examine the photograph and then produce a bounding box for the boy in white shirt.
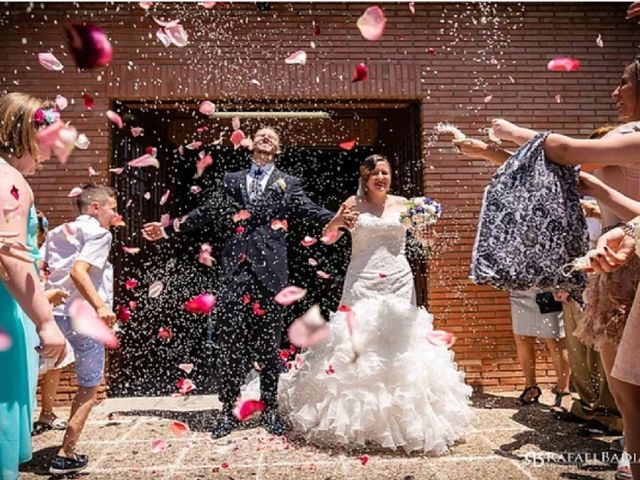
[43,185,118,475]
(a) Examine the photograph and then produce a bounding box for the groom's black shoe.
[261,408,286,436]
[211,408,239,439]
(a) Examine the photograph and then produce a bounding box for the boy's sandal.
[35,416,68,430]
[518,385,542,405]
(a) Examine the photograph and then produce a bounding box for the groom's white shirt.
[246,162,275,195]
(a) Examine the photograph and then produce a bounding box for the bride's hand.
[339,204,359,230]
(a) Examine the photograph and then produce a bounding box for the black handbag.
[535,292,564,314]
[470,132,588,296]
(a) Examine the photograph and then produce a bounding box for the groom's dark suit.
[165,165,333,409]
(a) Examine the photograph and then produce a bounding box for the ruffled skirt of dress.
[276,297,474,454]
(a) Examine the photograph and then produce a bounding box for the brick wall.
[1,2,636,404]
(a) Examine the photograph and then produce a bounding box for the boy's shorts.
[54,315,105,388]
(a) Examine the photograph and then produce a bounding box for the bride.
[273,154,474,453]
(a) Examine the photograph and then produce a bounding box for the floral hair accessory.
[34,108,61,127]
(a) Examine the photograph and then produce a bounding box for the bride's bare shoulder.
[342,195,358,208]
[389,194,408,204]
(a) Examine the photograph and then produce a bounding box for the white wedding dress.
[244,212,474,453]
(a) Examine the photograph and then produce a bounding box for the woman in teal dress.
[0,92,67,479]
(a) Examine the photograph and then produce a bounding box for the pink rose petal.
[199,100,216,116]
[426,329,456,348]
[0,328,13,352]
[156,28,171,47]
[149,281,164,298]
[186,141,202,150]
[128,154,159,169]
[288,305,329,348]
[151,439,167,453]
[239,138,253,150]
[160,214,170,227]
[339,139,356,150]
[190,185,202,194]
[130,127,144,137]
[555,94,562,103]
[158,326,172,341]
[178,363,194,374]
[547,56,580,72]
[143,192,151,200]
[596,34,603,48]
[301,236,317,247]
[285,50,307,65]
[184,293,216,315]
[271,219,288,231]
[232,209,251,223]
[484,94,493,103]
[193,153,213,178]
[159,189,170,205]
[67,187,83,197]
[409,2,415,14]
[109,167,124,175]
[233,399,266,422]
[176,378,195,396]
[165,24,188,47]
[274,286,307,306]
[231,115,241,131]
[153,17,181,28]
[75,134,90,150]
[198,242,215,267]
[88,167,98,176]
[36,122,78,164]
[230,130,245,148]
[320,230,339,244]
[316,270,330,279]
[106,110,123,129]
[69,299,119,349]
[38,52,64,71]
[356,6,386,41]
[139,1,153,10]
[54,95,68,111]
[308,258,318,266]
[352,63,368,82]
[122,246,141,255]
[168,420,190,436]
[198,2,217,8]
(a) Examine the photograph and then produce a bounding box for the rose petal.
[160,214,170,227]
[117,305,132,322]
[82,93,94,110]
[320,230,339,244]
[232,209,251,223]
[352,63,368,82]
[301,236,317,247]
[151,439,167,453]
[165,24,188,47]
[288,305,329,348]
[596,34,603,48]
[156,28,171,47]
[199,100,216,116]
[0,328,13,352]
[139,1,153,10]
[555,94,562,103]
[284,50,307,65]
[54,95,68,111]
[360,454,369,465]
[149,281,164,298]
[111,214,126,227]
[339,139,356,150]
[179,363,194,374]
[274,286,307,306]
[128,154,159,169]
[144,192,151,200]
[158,326,172,341]
[356,6,386,41]
[308,258,318,266]
[67,187,83,197]
[547,56,580,72]
[159,189,170,205]
[122,246,140,255]
[145,146,158,157]
[177,378,195,395]
[184,293,216,315]
[186,141,202,150]
[239,138,253,150]
[231,115,241,131]
[409,2,415,14]
[130,127,144,137]
[198,2,217,8]
[75,133,90,150]
[10,185,19,200]
[193,153,212,178]
[88,167,98,176]
[230,130,245,148]
[64,22,113,69]
[190,185,202,194]
[316,270,330,279]
[153,17,181,28]
[38,52,64,71]
[168,420,190,436]
[233,399,266,422]
[484,94,493,103]
[69,299,119,349]
[271,219,289,231]
[106,110,123,129]
[426,329,456,348]
[109,167,124,175]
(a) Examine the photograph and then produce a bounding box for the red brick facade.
[1,2,637,404]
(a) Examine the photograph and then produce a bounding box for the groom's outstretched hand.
[141,222,165,241]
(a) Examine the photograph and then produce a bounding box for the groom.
[142,127,353,438]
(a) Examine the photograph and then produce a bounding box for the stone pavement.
[22,391,620,479]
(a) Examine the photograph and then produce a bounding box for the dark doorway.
[108,100,422,397]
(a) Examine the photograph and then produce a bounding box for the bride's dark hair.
[357,154,391,197]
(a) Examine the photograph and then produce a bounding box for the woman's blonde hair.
[0,92,52,159]
[357,154,391,198]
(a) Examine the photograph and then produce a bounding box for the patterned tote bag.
[470,132,588,295]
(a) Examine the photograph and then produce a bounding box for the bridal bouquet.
[401,197,441,259]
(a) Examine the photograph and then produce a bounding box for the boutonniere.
[275,178,287,191]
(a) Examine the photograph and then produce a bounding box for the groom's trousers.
[214,264,285,409]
